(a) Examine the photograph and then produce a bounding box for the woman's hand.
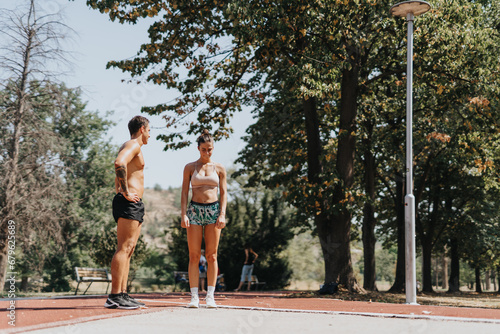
[181,215,190,228]
[216,214,226,229]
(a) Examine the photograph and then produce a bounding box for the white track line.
[140,299,500,324]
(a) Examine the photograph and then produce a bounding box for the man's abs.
[115,170,144,198]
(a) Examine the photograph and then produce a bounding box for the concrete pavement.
[25,304,500,334]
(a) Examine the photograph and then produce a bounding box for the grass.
[287,289,500,309]
[6,280,500,310]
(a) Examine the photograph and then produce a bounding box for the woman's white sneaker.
[205,295,217,308]
[187,294,200,308]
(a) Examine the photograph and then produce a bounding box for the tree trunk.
[317,212,359,290]
[0,243,9,293]
[389,172,405,292]
[302,97,321,183]
[497,267,500,293]
[485,270,491,291]
[420,189,439,293]
[362,140,377,291]
[0,2,35,292]
[302,94,360,291]
[21,276,29,292]
[315,65,361,291]
[442,253,449,290]
[491,268,498,291]
[475,267,482,293]
[421,235,433,292]
[362,202,377,291]
[448,238,460,292]
[434,257,439,289]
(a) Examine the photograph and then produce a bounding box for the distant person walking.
[104,116,150,310]
[234,244,259,292]
[199,249,207,292]
[181,130,227,308]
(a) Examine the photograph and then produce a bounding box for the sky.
[3,0,254,189]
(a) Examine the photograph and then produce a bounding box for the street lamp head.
[390,1,431,17]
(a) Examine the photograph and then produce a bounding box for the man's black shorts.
[112,193,145,223]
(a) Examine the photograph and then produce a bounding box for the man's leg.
[111,218,141,294]
[121,221,142,293]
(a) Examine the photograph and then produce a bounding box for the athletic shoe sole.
[104,301,118,309]
[125,296,147,307]
[205,298,217,308]
[104,299,139,310]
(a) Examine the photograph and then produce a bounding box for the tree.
[408,0,500,292]
[86,0,403,292]
[40,83,118,292]
[0,79,119,292]
[87,0,500,292]
[366,0,500,292]
[0,0,73,291]
[0,1,75,287]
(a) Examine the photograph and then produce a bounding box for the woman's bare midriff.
[191,186,218,203]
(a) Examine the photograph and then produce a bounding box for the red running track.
[2,291,500,333]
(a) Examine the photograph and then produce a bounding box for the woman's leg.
[204,224,221,287]
[246,265,254,291]
[186,225,203,288]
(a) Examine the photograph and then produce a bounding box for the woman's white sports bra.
[191,163,219,189]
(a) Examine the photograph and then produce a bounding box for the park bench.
[173,271,226,291]
[74,267,111,295]
[247,275,266,290]
[173,271,189,291]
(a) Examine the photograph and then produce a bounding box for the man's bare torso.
[115,141,145,198]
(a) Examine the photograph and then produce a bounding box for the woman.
[234,244,259,292]
[181,130,227,308]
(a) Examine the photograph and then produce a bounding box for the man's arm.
[114,141,140,203]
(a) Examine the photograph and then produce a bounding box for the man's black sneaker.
[104,293,140,309]
[122,293,146,307]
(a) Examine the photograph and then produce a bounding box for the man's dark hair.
[128,116,149,135]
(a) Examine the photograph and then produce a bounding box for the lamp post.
[390,0,431,305]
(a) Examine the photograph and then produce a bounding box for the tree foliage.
[0,0,74,290]
[87,0,500,292]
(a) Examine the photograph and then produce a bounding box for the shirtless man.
[104,116,150,310]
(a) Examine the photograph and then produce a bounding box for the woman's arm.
[244,248,249,264]
[250,249,258,263]
[216,163,227,229]
[180,164,192,228]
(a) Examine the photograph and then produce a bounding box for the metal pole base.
[405,194,417,304]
